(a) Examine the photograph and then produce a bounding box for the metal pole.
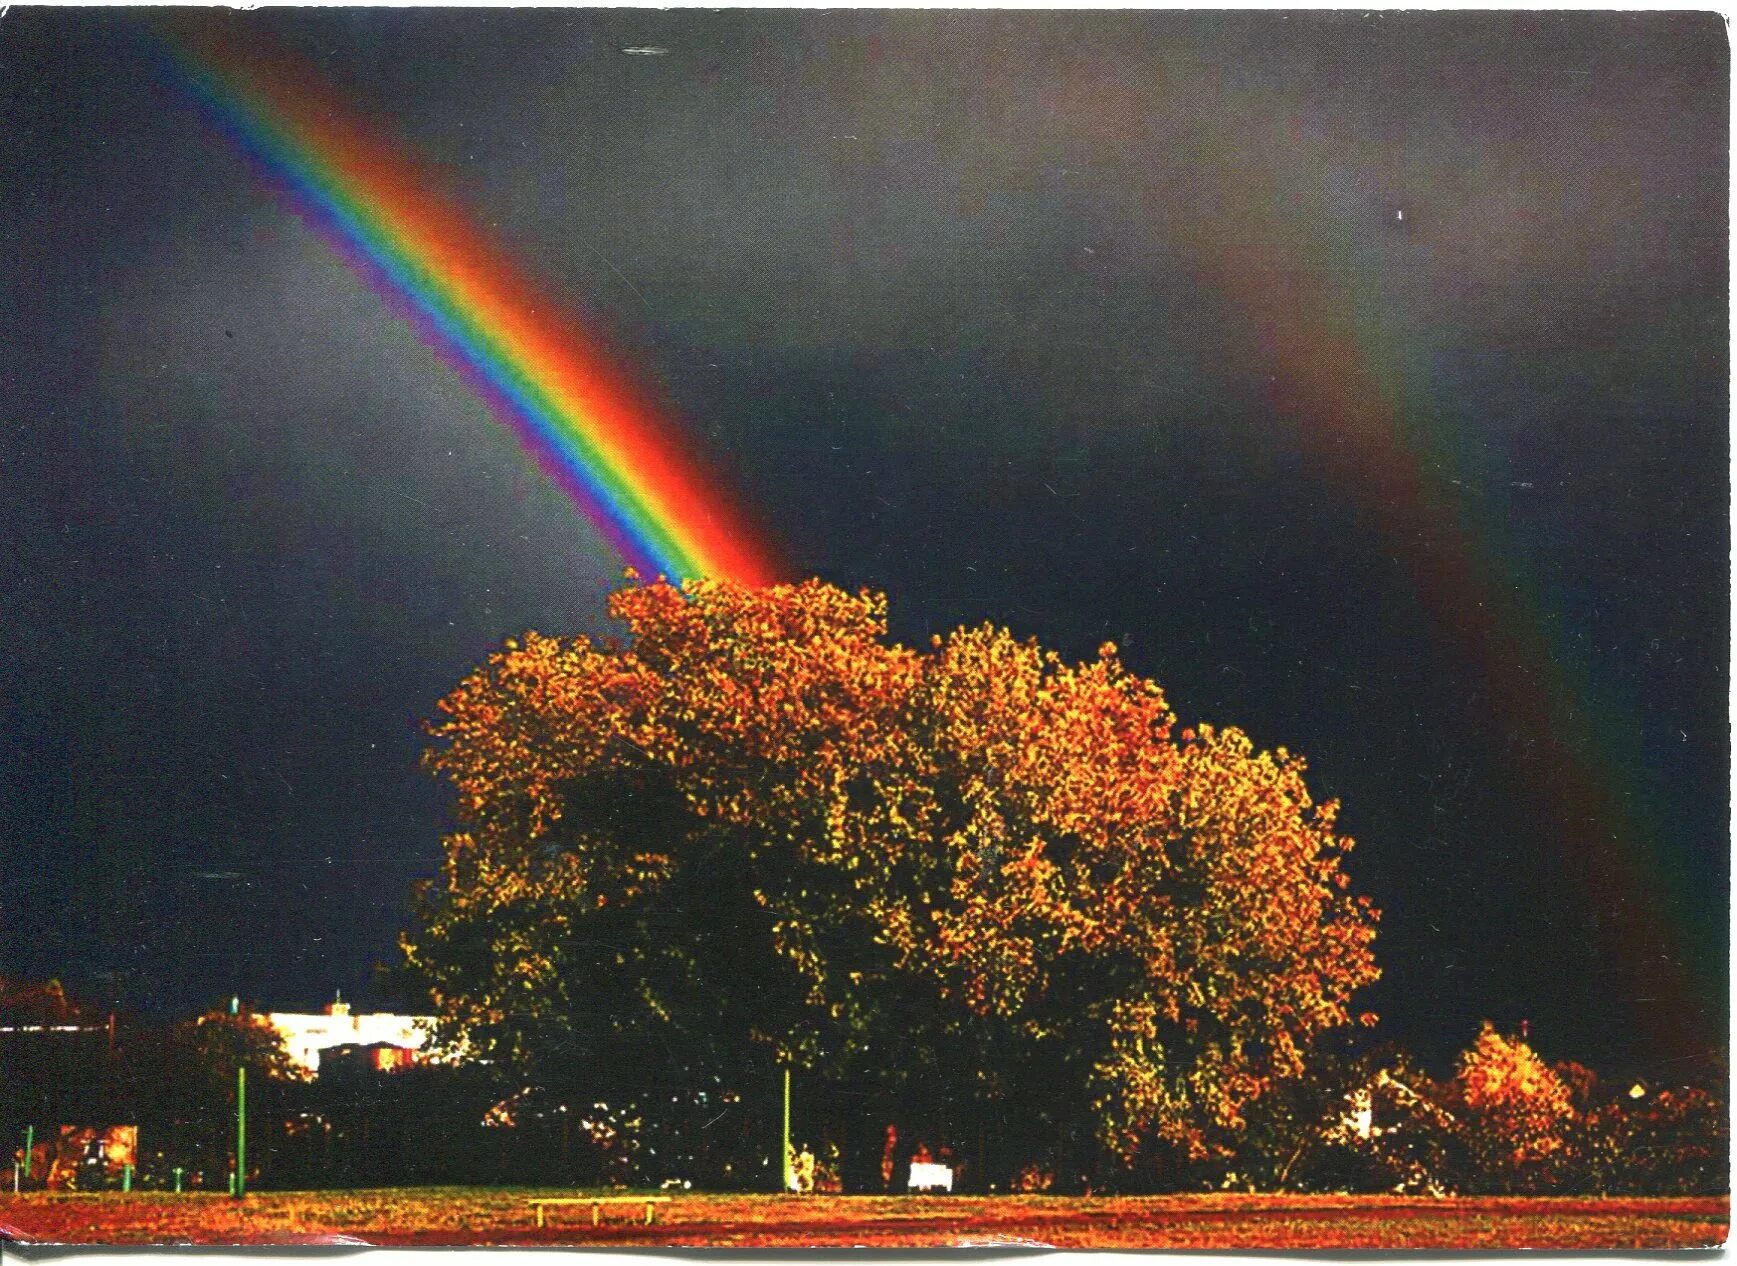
[22,1125,32,1180]
[229,995,246,1199]
[780,1067,792,1193]
[173,1166,183,1194]
[122,1162,133,1193]
[235,1064,247,1199]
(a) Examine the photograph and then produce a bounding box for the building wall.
[265,1005,437,1075]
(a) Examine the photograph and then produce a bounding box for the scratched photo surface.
[0,8,1726,1249]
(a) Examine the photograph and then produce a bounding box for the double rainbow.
[161,23,1711,1048]
[161,24,773,588]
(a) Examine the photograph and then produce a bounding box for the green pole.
[23,1125,32,1180]
[122,1162,133,1193]
[173,1166,183,1194]
[228,994,246,1199]
[235,1063,247,1199]
[780,1066,792,1193]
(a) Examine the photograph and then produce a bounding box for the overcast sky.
[1,9,1725,1072]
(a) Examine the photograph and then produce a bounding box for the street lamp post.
[229,996,246,1199]
[236,1063,247,1199]
[780,1066,793,1194]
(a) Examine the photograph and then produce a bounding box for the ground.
[0,1189,1726,1249]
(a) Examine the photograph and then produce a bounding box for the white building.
[265,996,441,1076]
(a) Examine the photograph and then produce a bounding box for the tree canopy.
[404,577,1380,1184]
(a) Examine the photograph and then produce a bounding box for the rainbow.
[159,25,1710,1047]
[158,23,774,589]
[1110,64,1718,1050]
[1026,53,1712,1049]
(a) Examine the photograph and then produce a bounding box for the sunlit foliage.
[405,576,1380,1178]
[182,1009,302,1087]
[1447,1023,1575,1190]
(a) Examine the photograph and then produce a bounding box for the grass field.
[0,1188,1726,1249]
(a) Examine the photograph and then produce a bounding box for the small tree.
[1447,1023,1574,1192]
[120,1006,298,1188]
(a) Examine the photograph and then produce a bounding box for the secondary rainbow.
[1123,63,1714,1046]
[161,26,773,589]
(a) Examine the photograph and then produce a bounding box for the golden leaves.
[415,574,1381,1160]
[1453,1022,1576,1167]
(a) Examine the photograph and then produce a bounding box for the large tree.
[404,577,1379,1185]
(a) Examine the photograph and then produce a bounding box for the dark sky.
[1,9,1726,1074]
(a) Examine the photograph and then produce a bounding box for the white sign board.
[907,1161,953,1192]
